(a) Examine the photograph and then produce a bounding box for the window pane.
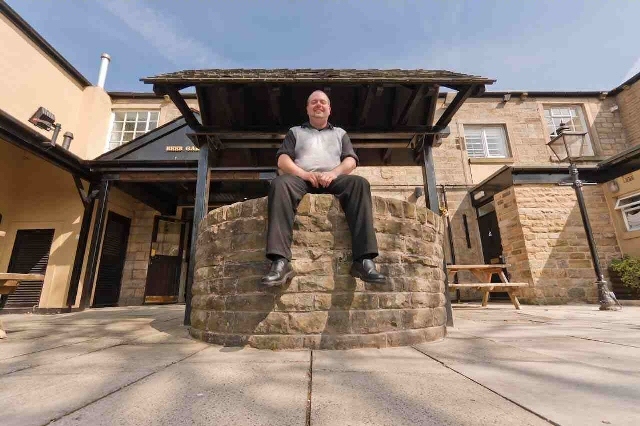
[149,111,159,122]
[122,132,134,142]
[124,122,135,131]
[136,122,146,132]
[463,126,485,157]
[626,208,640,230]
[148,122,158,130]
[110,132,121,142]
[114,112,126,121]
[112,122,124,132]
[125,112,137,121]
[484,127,507,157]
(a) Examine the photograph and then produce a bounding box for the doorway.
[477,201,509,299]
[93,212,131,307]
[144,216,186,304]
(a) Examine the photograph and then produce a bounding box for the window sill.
[548,156,607,163]
[468,157,515,164]
[622,229,640,240]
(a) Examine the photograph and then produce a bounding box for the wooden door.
[93,212,131,307]
[144,216,185,304]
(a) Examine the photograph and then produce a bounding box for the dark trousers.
[266,174,378,261]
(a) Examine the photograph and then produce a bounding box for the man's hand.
[303,171,320,188]
[318,171,338,188]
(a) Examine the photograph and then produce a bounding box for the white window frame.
[106,110,159,151]
[614,191,640,232]
[544,105,594,156]
[463,125,509,158]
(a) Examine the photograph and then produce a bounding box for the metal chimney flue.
[62,132,74,150]
[97,53,111,88]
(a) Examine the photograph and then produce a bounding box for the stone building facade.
[3,1,640,312]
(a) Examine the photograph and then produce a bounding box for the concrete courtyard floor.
[1,303,639,426]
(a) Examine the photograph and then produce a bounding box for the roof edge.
[609,70,640,96]
[0,1,91,88]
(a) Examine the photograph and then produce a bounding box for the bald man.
[262,90,387,287]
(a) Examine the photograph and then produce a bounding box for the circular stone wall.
[189,194,446,350]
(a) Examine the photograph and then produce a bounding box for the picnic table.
[1,273,45,338]
[1,272,45,308]
[446,264,527,309]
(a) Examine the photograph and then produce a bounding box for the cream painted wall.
[0,14,112,160]
[0,140,85,308]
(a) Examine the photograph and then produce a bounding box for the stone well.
[189,194,446,350]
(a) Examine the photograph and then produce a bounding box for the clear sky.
[7,0,640,92]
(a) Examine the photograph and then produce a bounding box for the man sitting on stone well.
[261,90,387,287]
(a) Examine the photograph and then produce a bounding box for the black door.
[478,209,503,265]
[93,212,131,307]
[4,229,55,309]
[144,216,186,304]
[477,202,508,298]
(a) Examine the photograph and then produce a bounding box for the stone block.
[379,293,412,309]
[275,293,315,311]
[191,294,225,311]
[248,335,304,350]
[288,311,328,334]
[313,293,333,310]
[226,294,275,311]
[206,311,235,333]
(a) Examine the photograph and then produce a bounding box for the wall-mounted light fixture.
[502,93,511,102]
[413,187,424,199]
[608,180,620,193]
[28,107,61,147]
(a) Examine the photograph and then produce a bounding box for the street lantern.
[546,123,621,310]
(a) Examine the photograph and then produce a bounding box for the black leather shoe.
[261,258,295,287]
[350,259,387,284]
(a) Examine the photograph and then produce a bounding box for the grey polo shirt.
[276,122,359,172]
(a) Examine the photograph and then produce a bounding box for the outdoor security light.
[546,122,590,162]
[28,107,62,147]
[28,107,56,130]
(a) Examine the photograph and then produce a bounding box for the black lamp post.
[546,123,621,310]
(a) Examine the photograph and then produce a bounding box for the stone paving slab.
[311,347,549,426]
[417,305,640,426]
[2,304,640,426]
[0,342,207,426]
[51,347,310,426]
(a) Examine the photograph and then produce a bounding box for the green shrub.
[610,256,640,289]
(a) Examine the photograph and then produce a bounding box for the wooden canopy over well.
[141,68,495,326]
[142,69,494,167]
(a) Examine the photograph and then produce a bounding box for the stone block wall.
[118,203,157,306]
[494,184,621,304]
[189,194,446,350]
[616,79,640,148]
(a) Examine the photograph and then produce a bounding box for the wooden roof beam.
[267,86,282,125]
[357,85,382,126]
[215,86,234,127]
[394,84,428,127]
[435,84,484,131]
[161,85,201,131]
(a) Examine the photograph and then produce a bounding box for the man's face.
[306,91,331,121]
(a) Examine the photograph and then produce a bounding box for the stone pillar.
[494,184,621,304]
[189,194,446,349]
